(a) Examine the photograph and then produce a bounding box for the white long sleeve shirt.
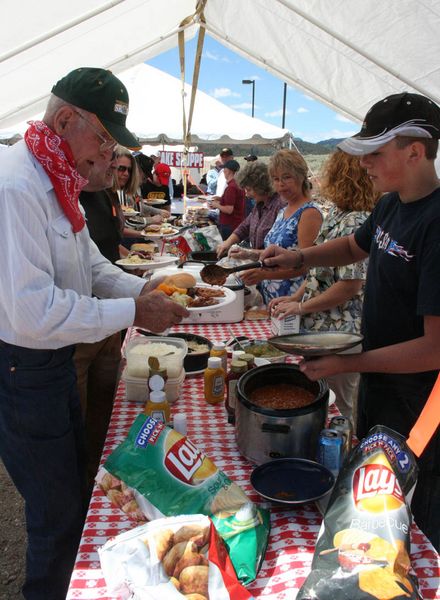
[0,141,146,349]
[215,169,227,197]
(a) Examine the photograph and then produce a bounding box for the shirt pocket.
[49,215,84,286]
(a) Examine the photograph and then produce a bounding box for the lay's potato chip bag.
[297,425,422,600]
[96,415,270,584]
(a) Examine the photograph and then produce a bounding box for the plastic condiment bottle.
[210,342,227,373]
[173,413,187,436]
[225,359,247,420]
[144,374,170,423]
[240,352,255,370]
[231,350,246,363]
[204,357,225,404]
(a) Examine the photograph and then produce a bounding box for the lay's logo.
[165,437,204,485]
[353,464,404,512]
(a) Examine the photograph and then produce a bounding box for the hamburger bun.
[245,308,269,321]
[164,273,197,289]
[130,242,157,253]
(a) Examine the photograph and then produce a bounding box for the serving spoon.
[200,260,266,286]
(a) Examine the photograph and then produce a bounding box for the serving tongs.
[200,260,267,286]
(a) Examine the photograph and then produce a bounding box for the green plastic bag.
[97,415,270,584]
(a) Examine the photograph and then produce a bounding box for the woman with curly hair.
[270,150,380,426]
[216,160,285,257]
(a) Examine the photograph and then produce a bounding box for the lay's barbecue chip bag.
[298,425,422,600]
[96,415,270,585]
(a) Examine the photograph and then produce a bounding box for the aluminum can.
[317,429,343,476]
[329,415,353,460]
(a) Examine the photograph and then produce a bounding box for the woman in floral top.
[270,150,380,426]
[236,150,322,302]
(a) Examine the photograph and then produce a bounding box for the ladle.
[200,260,265,286]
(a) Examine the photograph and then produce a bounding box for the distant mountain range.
[293,137,344,154]
[195,137,345,157]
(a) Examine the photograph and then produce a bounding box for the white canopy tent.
[1,0,440,132]
[0,63,291,146]
[119,63,290,146]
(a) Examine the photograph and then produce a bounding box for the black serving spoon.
[200,260,266,286]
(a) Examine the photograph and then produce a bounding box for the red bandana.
[24,120,88,233]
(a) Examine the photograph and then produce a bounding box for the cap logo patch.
[114,101,128,115]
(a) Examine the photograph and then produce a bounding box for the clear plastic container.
[121,366,185,404]
[124,336,188,379]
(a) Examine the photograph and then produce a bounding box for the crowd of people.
[0,64,439,600]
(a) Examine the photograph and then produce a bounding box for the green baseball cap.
[51,67,140,150]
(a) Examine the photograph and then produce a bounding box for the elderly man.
[0,67,188,599]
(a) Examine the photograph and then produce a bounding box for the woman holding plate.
[269,151,379,426]
[232,149,322,304]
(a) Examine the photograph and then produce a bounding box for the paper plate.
[142,226,180,239]
[185,286,236,312]
[143,199,167,205]
[115,254,178,271]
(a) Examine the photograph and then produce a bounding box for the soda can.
[329,415,353,460]
[317,429,343,476]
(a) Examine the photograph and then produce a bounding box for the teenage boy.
[261,92,440,550]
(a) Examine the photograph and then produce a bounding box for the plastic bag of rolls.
[96,415,270,585]
[99,514,253,599]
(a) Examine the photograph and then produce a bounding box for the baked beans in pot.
[235,363,329,464]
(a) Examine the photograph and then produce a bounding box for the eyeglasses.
[73,109,117,153]
[118,165,132,173]
[272,174,295,184]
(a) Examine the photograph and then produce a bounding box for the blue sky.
[148,35,358,144]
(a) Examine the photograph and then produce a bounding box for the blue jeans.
[0,342,87,599]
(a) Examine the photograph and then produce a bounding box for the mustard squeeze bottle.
[210,342,227,373]
[204,356,225,404]
[144,374,170,423]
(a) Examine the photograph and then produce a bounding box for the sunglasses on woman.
[118,165,132,173]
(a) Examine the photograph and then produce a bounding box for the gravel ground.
[0,460,26,599]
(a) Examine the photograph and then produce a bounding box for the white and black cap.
[338,93,440,156]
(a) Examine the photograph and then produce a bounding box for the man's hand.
[260,244,300,269]
[299,355,350,380]
[139,276,166,295]
[134,291,189,332]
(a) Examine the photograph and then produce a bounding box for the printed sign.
[159,151,204,168]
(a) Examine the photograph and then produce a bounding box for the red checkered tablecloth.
[67,322,440,599]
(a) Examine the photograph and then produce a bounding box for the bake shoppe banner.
[159,151,204,169]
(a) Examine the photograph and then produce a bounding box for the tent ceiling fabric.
[1,0,440,131]
[119,64,290,145]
